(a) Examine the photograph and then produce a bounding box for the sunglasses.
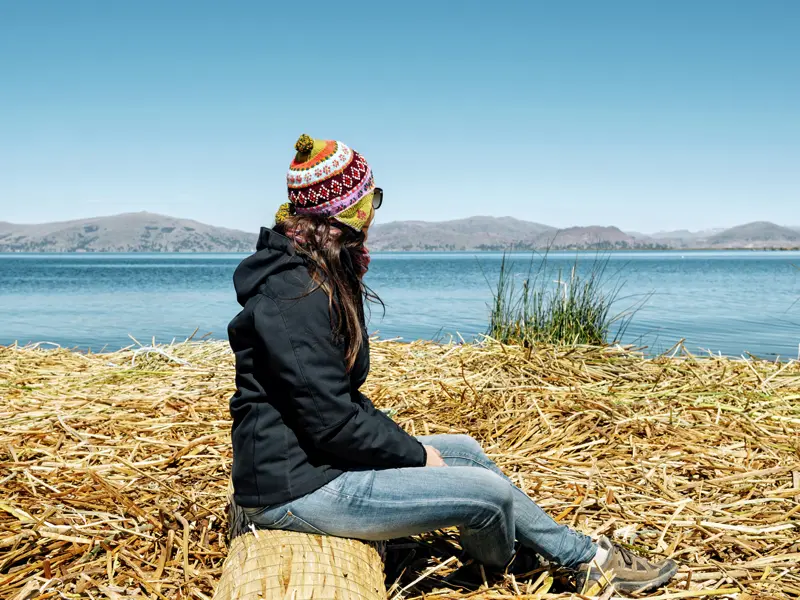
[372,187,383,210]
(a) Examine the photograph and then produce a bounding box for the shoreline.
[3,247,800,255]
[3,335,798,363]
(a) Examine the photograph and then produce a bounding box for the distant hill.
[647,224,800,249]
[0,212,258,252]
[705,222,800,248]
[540,225,658,249]
[652,229,697,240]
[1,213,798,252]
[370,218,667,250]
[370,218,800,251]
[368,216,556,251]
[651,228,726,240]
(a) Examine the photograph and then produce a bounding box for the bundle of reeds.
[1,338,799,599]
[212,488,386,600]
[214,529,386,600]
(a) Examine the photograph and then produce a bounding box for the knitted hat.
[279,134,375,232]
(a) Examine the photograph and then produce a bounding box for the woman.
[227,134,678,595]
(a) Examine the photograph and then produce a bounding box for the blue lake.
[0,251,798,358]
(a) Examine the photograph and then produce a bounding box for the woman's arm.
[252,293,427,469]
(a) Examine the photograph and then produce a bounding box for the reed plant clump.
[488,252,642,347]
[1,339,800,599]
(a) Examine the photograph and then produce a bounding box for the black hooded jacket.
[227,227,427,508]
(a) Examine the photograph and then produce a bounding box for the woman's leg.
[245,464,516,568]
[418,434,596,569]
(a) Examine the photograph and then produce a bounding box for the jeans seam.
[250,508,293,529]
[441,452,488,462]
[574,538,599,568]
[460,506,515,566]
[441,452,500,472]
[549,526,596,569]
[321,471,375,500]
[319,484,509,516]
[288,511,329,536]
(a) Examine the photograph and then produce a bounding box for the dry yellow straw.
[1,338,799,599]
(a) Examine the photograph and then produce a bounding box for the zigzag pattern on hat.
[295,168,374,217]
[282,134,375,232]
[288,151,370,208]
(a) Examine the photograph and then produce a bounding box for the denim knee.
[447,434,484,457]
[464,471,514,529]
[460,471,516,567]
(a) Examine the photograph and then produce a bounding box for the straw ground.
[2,338,800,599]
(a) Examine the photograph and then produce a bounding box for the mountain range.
[368,218,800,251]
[1,212,798,252]
[0,212,258,253]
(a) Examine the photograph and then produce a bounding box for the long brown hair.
[274,214,381,371]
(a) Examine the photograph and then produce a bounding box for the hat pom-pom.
[295,134,314,154]
[275,202,295,225]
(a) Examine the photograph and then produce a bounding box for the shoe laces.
[615,544,637,567]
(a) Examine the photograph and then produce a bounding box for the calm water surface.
[0,251,798,358]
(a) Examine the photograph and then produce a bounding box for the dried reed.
[1,338,799,599]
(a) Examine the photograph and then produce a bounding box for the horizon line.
[2,210,797,238]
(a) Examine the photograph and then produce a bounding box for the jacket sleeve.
[253,294,427,469]
[355,390,399,421]
[354,390,378,413]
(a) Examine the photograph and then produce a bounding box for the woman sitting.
[227,134,678,595]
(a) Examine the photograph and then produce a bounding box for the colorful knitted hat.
[279,134,375,232]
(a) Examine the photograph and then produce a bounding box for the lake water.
[1,251,798,358]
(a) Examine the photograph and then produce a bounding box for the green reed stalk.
[488,250,643,346]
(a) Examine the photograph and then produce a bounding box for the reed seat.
[213,490,387,600]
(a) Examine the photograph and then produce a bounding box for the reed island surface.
[2,339,799,599]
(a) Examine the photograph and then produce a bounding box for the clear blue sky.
[1,1,798,233]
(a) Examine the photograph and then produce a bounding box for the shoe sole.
[614,563,680,595]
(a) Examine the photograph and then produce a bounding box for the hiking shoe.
[575,535,678,595]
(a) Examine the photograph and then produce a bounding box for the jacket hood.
[233,227,303,306]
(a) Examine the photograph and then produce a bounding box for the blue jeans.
[243,434,596,569]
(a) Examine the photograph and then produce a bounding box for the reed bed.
[1,338,799,600]
[487,252,640,347]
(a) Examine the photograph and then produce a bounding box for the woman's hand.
[424,445,447,467]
